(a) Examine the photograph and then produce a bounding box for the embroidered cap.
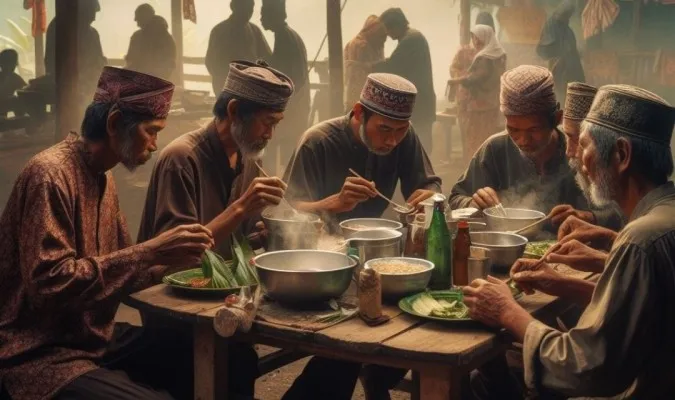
[222,60,294,111]
[500,65,558,116]
[359,73,417,120]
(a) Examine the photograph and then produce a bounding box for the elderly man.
[465,84,675,399]
[0,67,214,400]
[284,73,440,228]
[449,66,622,236]
[137,60,292,399]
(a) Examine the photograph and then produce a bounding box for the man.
[536,0,585,104]
[282,73,439,400]
[448,66,621,236]
[205,0,272,95]
[285,72,440,230]
[465,84,675,399]
[344,15,386,111]
[0,67,214,400]
[138,60,292,398]
[125,4,177,81]
[260,0,311,172]
[373,8,436,152]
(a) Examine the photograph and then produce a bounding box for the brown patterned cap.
[359,73,417,120]
[564,82,597,120]
[93,67,175,119]
[222,60,294,111]
[500,65,558,116]
[586,84,675,146]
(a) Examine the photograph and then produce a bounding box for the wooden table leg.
[419,366,461,400]
[194,321,229,400]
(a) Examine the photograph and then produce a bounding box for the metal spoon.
[348,168,415,213]
[254,162,300,215]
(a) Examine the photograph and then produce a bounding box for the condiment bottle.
[404,214,427,258]
[452,220,471,286]
[358,268,382,320]
[426,194,452,289]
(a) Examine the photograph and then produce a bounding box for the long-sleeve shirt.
[0,134,152,400]
[283,114,441,229]
[448,131,624,232]
[523,182,675,399]
[125,20,177,82]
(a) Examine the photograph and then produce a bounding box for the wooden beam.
[326,0,344,117]
[459,0,471,46]
[34,33,45,77]
[631,0,642,46]
[54,0,80,142]
[171,0,185,86]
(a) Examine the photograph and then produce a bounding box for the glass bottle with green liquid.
[426,194,452,289]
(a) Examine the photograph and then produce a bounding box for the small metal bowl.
[484,207,546,239]
[339,218,404,239]
[364,257,434,300]
[469,231,528,270]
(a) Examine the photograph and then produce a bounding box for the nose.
[566,140,577,159]
[384,135,397,148]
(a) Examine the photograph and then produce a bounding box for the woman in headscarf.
[343,15,386,110]
[536,0,585,104]
[448,24,507,160]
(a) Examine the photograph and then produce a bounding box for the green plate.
[162,268,256,297]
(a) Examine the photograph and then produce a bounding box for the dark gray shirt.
[284,114,442,226]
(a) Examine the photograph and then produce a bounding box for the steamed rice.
[369,260,427,275]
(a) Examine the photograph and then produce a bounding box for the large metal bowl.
[253,250,357,303]
[469,231,528,270]
[339,218,404,239]
[365,257,434,300]
[484,208,545,238]
[261,207,323,251]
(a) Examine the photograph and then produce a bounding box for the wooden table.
[126,276,582,400]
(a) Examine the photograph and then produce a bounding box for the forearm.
[294,194,344,215]
[448,192,474,210]
[500,304,535,342]
[206,202,248,248]
[559,277,595,306]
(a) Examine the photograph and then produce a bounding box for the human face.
[578,128,617,207]
[471,34,484,51]
[505,114,555,157]
[231,110,284,159]
[117,119,165,171]
[562,120,591,194]
[356,107,409,156]
[384,25,405,40]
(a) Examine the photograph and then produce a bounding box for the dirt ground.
[0,117,464,400]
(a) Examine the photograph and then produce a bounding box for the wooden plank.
[54,0,80,141]
[194,321,229,400]
[326,0,344,117]
[171,0,185,86]
[126,285,223,322]
[459,0,471,46]
[34,33,45,77]
[419,366,461,400]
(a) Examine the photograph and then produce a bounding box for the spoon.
[348,168,415,213]
[254,162,300,215]
[511,215,553,235]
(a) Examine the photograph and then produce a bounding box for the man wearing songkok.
[0,67,214,400]
[448,66,623,235]
[284,73,440,231]
[464,84,675,399]
[137,60,292,398]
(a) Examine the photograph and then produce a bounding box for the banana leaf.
[231,235,258,286]
[5,19,30,51]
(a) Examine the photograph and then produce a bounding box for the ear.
[353,103,365,124]
[106,109,121,138]
[226,99,239,121]
[554,109,563,127]
[615,137,632,174]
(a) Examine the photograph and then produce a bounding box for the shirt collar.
[630,181,675,221]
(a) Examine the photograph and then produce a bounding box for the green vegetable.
[201,249,237,288]
[411,293,469,319]
[231,235,259,286]
[525,240,557,257]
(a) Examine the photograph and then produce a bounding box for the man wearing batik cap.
[464,84,675,399]
[284,72,440,228]
[0,67,214,400]
[449,65,605,236]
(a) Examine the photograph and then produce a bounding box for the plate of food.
[523,240,557,259]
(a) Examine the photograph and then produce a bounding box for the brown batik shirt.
[0,134,153,400]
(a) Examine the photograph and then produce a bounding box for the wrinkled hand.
[237,177,287,217]
[546,239,607,273]
[333,177,377,213]
[406,189,436,209]
[510,258,566,297]
[558,215,618,251]
[144,224,214,267]
[462,276,519,327]
[548,205,595,227]
[470,187,500,210]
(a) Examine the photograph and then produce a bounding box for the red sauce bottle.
[452,220,471,286]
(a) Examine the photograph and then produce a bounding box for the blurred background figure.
[309,57,330,125]
[0,49,27,117]
[343,15,386,111]
[205,0,271,95]
[125,4,177,82]
[536,0,585,104]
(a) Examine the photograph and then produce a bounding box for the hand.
[144,224,215,267]
[470,187,501,210]
[510,258,566,297]
[246,221,268,251]
[406,189,436,209]
[558,215,618,251]
[333,177,377,213]
[546,239,607,273]
[236,177,287,217]
[548,205,595,227]
[462,276,520,328]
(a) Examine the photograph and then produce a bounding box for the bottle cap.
[458,220,469,229]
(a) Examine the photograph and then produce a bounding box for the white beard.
[569,158,591,199]
[232,120,267,160]
[359,122,392,156]
[588,165,615,207]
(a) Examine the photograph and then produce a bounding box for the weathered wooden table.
[127,277,582,400]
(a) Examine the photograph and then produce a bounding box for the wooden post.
[34,34,45,77]
[171,0,185,86]
[631,0,642,46]
[459,0,471,46]
[54,0,80,141]
[326,0,344,117]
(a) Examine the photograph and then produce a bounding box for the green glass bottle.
[426,194,452,289]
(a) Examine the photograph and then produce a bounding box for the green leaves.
[199,235,259,289]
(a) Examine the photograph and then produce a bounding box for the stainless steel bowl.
[262,207,323,251]
[484,207,545,238]
[469,231,528,269]
[339,218,404,239]
[254,250,357,303]
[365,257,433,300]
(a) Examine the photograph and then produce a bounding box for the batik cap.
[359,73,417,120]
[500,65,558,116]
[222,60,294,111]
[562,82,597,135]
[586,84,675,146]
[93,67,175,119]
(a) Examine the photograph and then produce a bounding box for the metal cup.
[468,246,491,283]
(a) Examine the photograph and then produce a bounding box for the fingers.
[557,215,584,241]
[407,190,435,207]
[549,206,575,226]
[483,187,500,205]
[510,258,539,276]
[486,275,505,286]
[473,187,500,209]
[345,177,377,198]
[254,176,288,190]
